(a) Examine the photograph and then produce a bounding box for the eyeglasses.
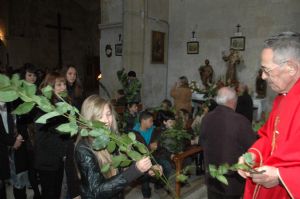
[261,65,279,76]
[261,61,288,76]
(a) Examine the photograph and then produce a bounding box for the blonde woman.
[75,95,160,199]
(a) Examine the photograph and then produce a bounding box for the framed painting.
[115,44,122,56]
[187,41,199,54]
[230,36,245,51]
[151,31,165,64]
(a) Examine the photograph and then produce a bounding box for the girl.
[75,95,160,199]
[63,65,84,110]
[34,72,70,199]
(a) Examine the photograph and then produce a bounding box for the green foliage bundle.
[209,153,257,185]
[161,118,192,154]
[117,69,141,103]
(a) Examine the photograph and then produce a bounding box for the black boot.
[13,187,27,199]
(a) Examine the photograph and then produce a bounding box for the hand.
[73,196,81,199]
[13,134,24,150]
[148,164,163,176]
[237,152,255,179]
[136,157,152,173]
[250,166,279,188]
[150,142,158,151]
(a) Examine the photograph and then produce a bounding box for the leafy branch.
[0,74,184,199]
[209,152,257,185]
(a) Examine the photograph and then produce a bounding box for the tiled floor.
[5,176,207,199]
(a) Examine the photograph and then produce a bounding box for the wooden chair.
[172,145,203,198]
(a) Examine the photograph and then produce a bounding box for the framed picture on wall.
[115,44,122,56]
[230,36,245,51]
[151,31,165,64]
[187,41,199,54]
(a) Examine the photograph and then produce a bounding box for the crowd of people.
[0,30,299,199]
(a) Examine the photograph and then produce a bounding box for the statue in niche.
[256,69,267,98]
[198,59,214,89]
[222,49,241,85]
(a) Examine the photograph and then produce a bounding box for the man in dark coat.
[0,103,24,199]
[199,87,257,199]
[236,83,254,123]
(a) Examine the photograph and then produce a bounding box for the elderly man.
[238,31,300,199]
[200,87,256,199]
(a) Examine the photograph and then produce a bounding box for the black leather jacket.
[74,139,143,199]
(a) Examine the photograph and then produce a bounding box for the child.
[123,101,139,132]
[75,95,161,199]
[132,111,162,199]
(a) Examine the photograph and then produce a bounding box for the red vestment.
[244,79,300,199]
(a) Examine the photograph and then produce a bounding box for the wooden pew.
[172,145,203,198]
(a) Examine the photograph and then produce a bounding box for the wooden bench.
[172,145,203,198]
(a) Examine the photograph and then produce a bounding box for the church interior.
[0,0,299,198]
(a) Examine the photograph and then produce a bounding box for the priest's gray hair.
[264,31,300,65]
[215,87,237,105]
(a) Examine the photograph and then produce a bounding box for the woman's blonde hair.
[79,95,118,178]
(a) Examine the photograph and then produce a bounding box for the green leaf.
[92,133,109,150]
[56,122,77,133]
[41,85,53,99]
[120,159,131,167]
[35,111,60,124]
[80,129,89,137]
[55,102,71,114]
[135,142,148,154]
[177,174,188,182]
[57,91,67,98]
[112,154,127,168]
[12,102,35,115]
[91,120,105,128]
[37,96,53,112]
[0,91,18,102]
[10,74,21,87]
[89,129,101,137]
[107,141,116,153]
[128,132,136,141]
[216,175,228,185]
[23,81,36,97]
[0,74,11,87]
[218,165,229,175]
[232,163,249,171]
[127,151,142,161]
[101,163,110,173]
[243,153,254,166]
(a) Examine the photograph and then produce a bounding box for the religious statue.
[198,59,214,89]
[222,49,241,85]
[255,69,267,98]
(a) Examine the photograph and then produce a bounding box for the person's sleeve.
[0,117,15,146]
[75,145,143,198]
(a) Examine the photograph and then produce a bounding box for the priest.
[238,31,300,199]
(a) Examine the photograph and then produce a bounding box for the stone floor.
[6,175,208,199]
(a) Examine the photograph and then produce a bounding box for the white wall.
[168,0,300,110]
[99,0,123,99]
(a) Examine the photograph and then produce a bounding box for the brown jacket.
[170,86,192,113]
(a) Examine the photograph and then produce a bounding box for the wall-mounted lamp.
[118,34,122,43]
[191,31,197,41]
[234,24,243,36]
